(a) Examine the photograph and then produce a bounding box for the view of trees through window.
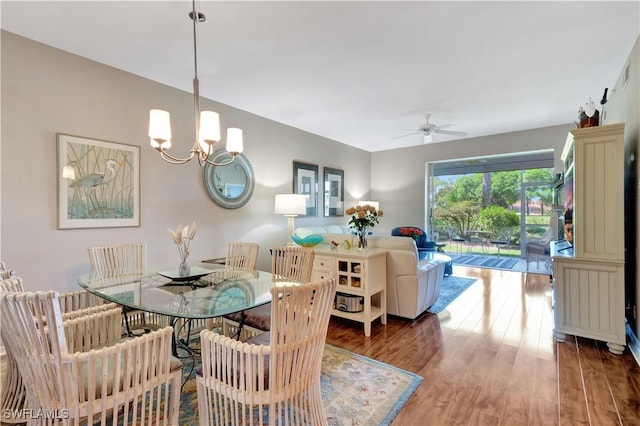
[432,167,555,257]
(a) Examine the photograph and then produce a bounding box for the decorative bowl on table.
[291,234,324,247]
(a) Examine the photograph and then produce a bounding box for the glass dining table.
[77,265,295,355]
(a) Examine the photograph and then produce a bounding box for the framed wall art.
[323,167,344,217]
[293,161,318,216]
[57,133,140,229]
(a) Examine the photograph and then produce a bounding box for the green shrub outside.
[475,205,519,238]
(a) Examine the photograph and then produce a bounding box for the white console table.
[311,246,387,336]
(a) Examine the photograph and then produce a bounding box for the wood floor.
[325,266,640,426]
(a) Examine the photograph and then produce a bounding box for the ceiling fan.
[393,113,467,143]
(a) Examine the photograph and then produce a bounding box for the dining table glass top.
[77,265,297,319]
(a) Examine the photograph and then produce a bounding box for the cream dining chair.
[0,290,183,425]
[222,246,315,341]
[197,271,338,426]
[225,241,260,270]
[87,242,169,334]
[0,273,117,424]
[199,242,261,334]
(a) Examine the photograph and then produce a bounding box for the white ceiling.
[2,1,639,152]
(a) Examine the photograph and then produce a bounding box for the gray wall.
[1,31,371,291]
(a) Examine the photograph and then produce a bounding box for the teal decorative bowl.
[291,234,324,247]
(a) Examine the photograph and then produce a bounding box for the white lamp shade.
[358,200,380,210]
[225,128,244,154]
[198,111,221,151]
[274,194,307,216]
[148,109,172,147]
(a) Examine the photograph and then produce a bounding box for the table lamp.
[275,194,307,246]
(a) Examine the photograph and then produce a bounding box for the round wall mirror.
[203,150,255,209]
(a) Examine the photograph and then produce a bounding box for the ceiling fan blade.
[392,131,423,140]
[434,129,467,136]
[432,124,453,130]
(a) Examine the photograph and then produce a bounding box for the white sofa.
[309,232,448,320]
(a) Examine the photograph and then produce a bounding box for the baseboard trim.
[626,323,640,366]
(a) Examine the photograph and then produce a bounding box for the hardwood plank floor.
[325,266,640,426]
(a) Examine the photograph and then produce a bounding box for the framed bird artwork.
[57,133,140,229]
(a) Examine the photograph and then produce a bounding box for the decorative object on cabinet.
[576,97,600,128]
[552,123,626,355]
[345,204,384,250]
[599,87,608,124]
[291,233,324,247]
[275,194,307,246]
[203,150,254,208]
[57,133,140,229]
[293,161,319,216]
[148,0,244,167]
[323,167,344,217]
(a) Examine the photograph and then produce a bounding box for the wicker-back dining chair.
[87,242,169,333]
[0,274,117,425]
[197,271,338,425]
[222,246,315,341]
[225,241,260,270]
[0,290,182,425]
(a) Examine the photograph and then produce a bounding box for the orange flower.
[346,204,383,233]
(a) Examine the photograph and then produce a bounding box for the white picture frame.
[57,133,140,229]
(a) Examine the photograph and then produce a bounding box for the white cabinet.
[551,253,625,354]
[312,246,387,337]
[552,123,626,354]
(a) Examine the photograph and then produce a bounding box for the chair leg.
[169,375,181,425]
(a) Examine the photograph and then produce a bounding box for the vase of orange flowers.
[399,226,423,242]
[345,204,384,250]
[168,222,196,276]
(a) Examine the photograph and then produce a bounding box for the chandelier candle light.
[346,204,384,250]
[148,0,244,167]
[168,222,196,276]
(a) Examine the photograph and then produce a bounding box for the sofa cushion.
[324,225,347,234]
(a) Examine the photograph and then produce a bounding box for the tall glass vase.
[357,227,369,251]
[179,259,190,277]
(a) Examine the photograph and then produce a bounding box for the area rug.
[428,275,477,314]
[450,254,518,271]
[179,344,422,425]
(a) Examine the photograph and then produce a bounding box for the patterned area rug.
[428,275,478,314]
[450,254,518,270]
[179,344,422,425]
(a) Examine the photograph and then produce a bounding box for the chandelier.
[148,0,243,166]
